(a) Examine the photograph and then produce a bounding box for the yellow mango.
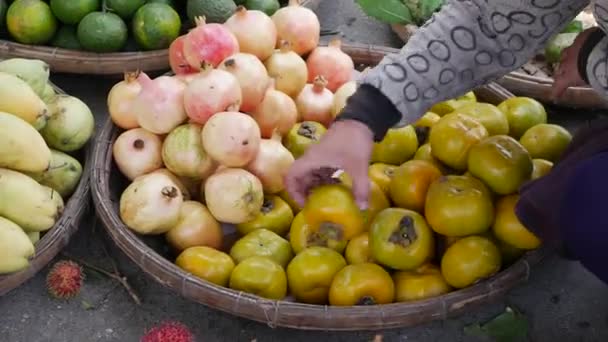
[0,168,64,232]
[0,216,35,274]
[0,72,49,129]
[0,111,51,173]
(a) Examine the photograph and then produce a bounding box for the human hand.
[552,28,600,99]
[284,119,374,210]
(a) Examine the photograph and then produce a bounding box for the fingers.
[551,76,568,101]
[345,162,371,210]
[284,159,310,208]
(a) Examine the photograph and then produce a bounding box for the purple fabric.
[515,119,608,284]
[558,152,608,284]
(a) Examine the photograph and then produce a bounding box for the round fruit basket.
[0,0,323,76]
[92,42,548,331]
[0,82,92,296]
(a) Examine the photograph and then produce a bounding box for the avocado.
[186,0,237,24]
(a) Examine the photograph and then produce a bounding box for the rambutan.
[141,321,194,342]
[46,260,84,299]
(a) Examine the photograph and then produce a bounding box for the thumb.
[348,165,371,210]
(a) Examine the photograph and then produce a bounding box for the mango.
[0,72,49,129]
[41,95,95,152]
[27,231,41,244]
[0,216,35,274]
[41,82,57,104]
[0,111,51,173]
[0,58,50,97]
[25,149,83,198]
[0,168,64,232]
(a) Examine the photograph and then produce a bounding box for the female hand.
[284,119,374,210]
[552,28,600,99]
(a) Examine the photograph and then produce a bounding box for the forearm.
[341,0,587,138]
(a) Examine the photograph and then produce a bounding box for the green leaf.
[355,0,414,25]
[417,0,445,25]
[464,306,529,342]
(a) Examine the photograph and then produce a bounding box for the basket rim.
[0,0,324,75]
[0,83,92,296]
[91,43,548,331]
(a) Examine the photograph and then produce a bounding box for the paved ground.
[1,1,608,341]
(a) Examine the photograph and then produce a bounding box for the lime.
[51,25,82,50]
[50,0,99,25]
[6,0,58,45]
[246,0,279,16]
[77,11,127,52]
[187,0,236,24]
[132,3,181,50]
[147,0,176,7]
[105,0,145,19]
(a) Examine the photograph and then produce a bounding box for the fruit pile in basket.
[107,4,573,305]
[0,58,94,275]
[0,0,300,53]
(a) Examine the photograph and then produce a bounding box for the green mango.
[25,149,83,198]
[0,58,50,98]
[0,216,35,274]
[41,95,95,152]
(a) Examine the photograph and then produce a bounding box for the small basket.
[0,83,92,296]
[0,0,324,76]
[91,42,548,331]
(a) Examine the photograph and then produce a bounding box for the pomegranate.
[183,16,239,69]
[183,64,242,124]
[113,128,163,181]
[331,81,357,118]
[251,79,298,138]
[204,168,264,224]
[201,111,261,167]
[218,53,269,113]
[264,41,308,97]
[296,75,334,127]
[169,36,197,75]
[133,73,187,134]
[272,0,320,56]
[224,6,277,61]
[306,39,354,92]
[107,71,142,129]
[120,172,183,235]
[161,123,217,180]
[246,137,295,194]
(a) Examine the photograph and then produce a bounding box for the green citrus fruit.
[106,0,145,19]
[77,11,127,52]
[497,97,547,139]
[50,0,99,25]
[51,25,82,50]
[519,123,572,162]
[187,0,237,24]
[132,3,181,50]
[246,0,280,16]
[6,0,58,45]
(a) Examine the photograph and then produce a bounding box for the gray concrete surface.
[1,1,608,341]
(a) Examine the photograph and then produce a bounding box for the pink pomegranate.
[183,17,240,69]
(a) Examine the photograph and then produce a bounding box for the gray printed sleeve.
[359,0,589,126]
[586,1,608,99]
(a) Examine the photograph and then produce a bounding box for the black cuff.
[335,84,401,142]
[577,28,605,84]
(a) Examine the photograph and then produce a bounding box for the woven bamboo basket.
[0,83,92,296]
[390,24,608,109]
[0,0,323,76]
[91,43,548,331]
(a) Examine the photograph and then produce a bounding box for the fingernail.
[357,200,368,211]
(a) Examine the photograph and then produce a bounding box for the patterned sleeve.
[359,0,589,126]
[586,0,608,99]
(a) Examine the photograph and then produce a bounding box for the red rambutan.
[141,321,194,342]
[46,260,84,299]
